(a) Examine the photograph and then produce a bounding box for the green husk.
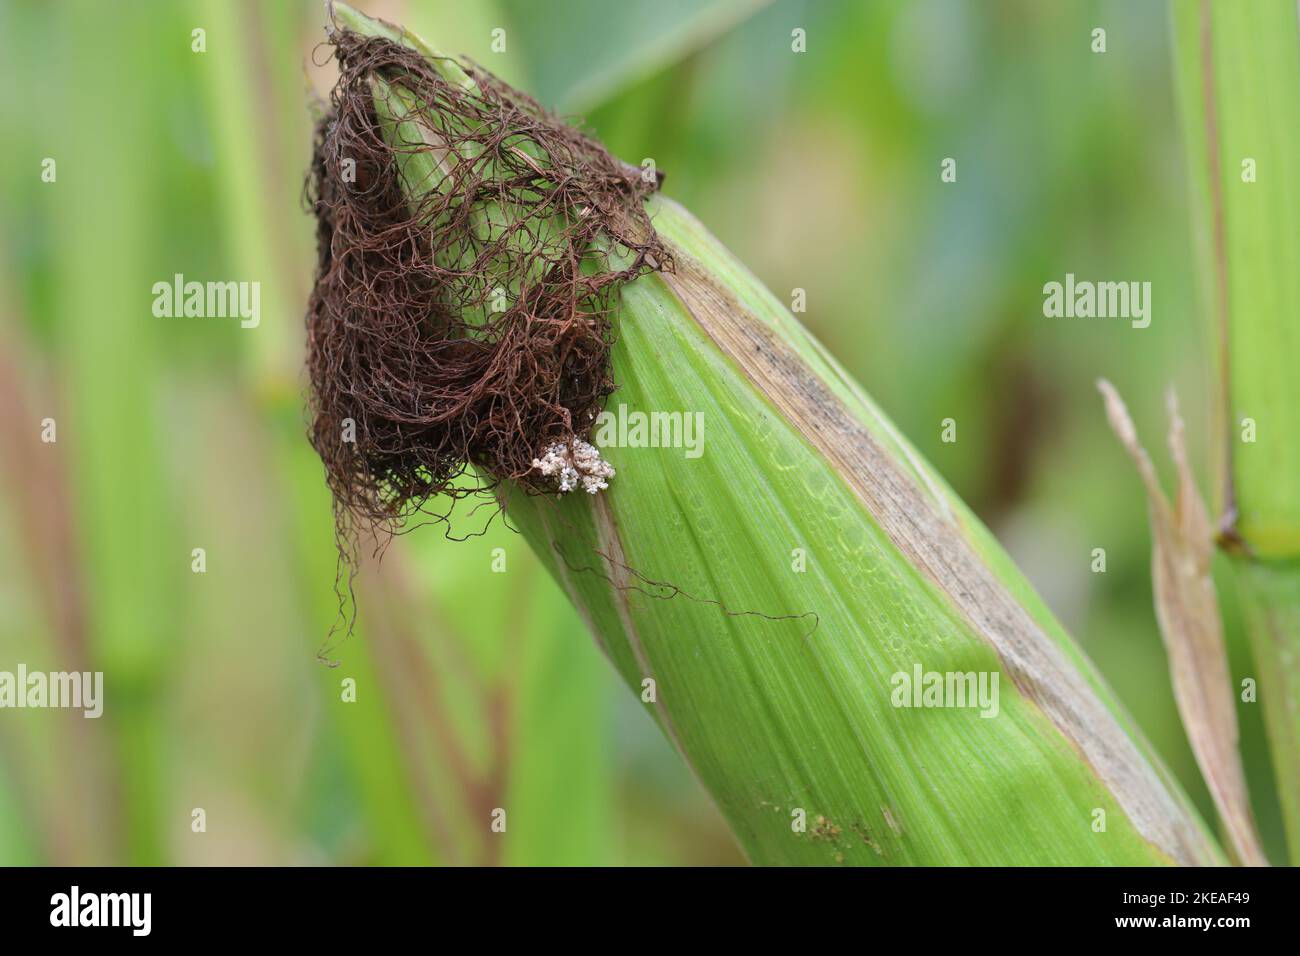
[329,3,1222,866]
[508,197,1223,865]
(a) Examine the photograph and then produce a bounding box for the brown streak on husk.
[656,223,1217,866]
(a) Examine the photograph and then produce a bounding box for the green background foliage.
[0,0,1286,864]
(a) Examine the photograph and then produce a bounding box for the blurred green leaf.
[499,0,775,111]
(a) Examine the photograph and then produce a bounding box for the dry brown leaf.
[1098,379,1267,866]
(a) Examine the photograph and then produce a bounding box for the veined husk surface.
[505,195,1222,866]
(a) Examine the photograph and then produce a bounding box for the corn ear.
[505,197,1223,865]
[328,3,1222,866]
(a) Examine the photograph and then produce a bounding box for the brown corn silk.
[305,29,668,557]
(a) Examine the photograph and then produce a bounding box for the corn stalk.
[328,3,1222,865]
[1172,0,1300,863]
